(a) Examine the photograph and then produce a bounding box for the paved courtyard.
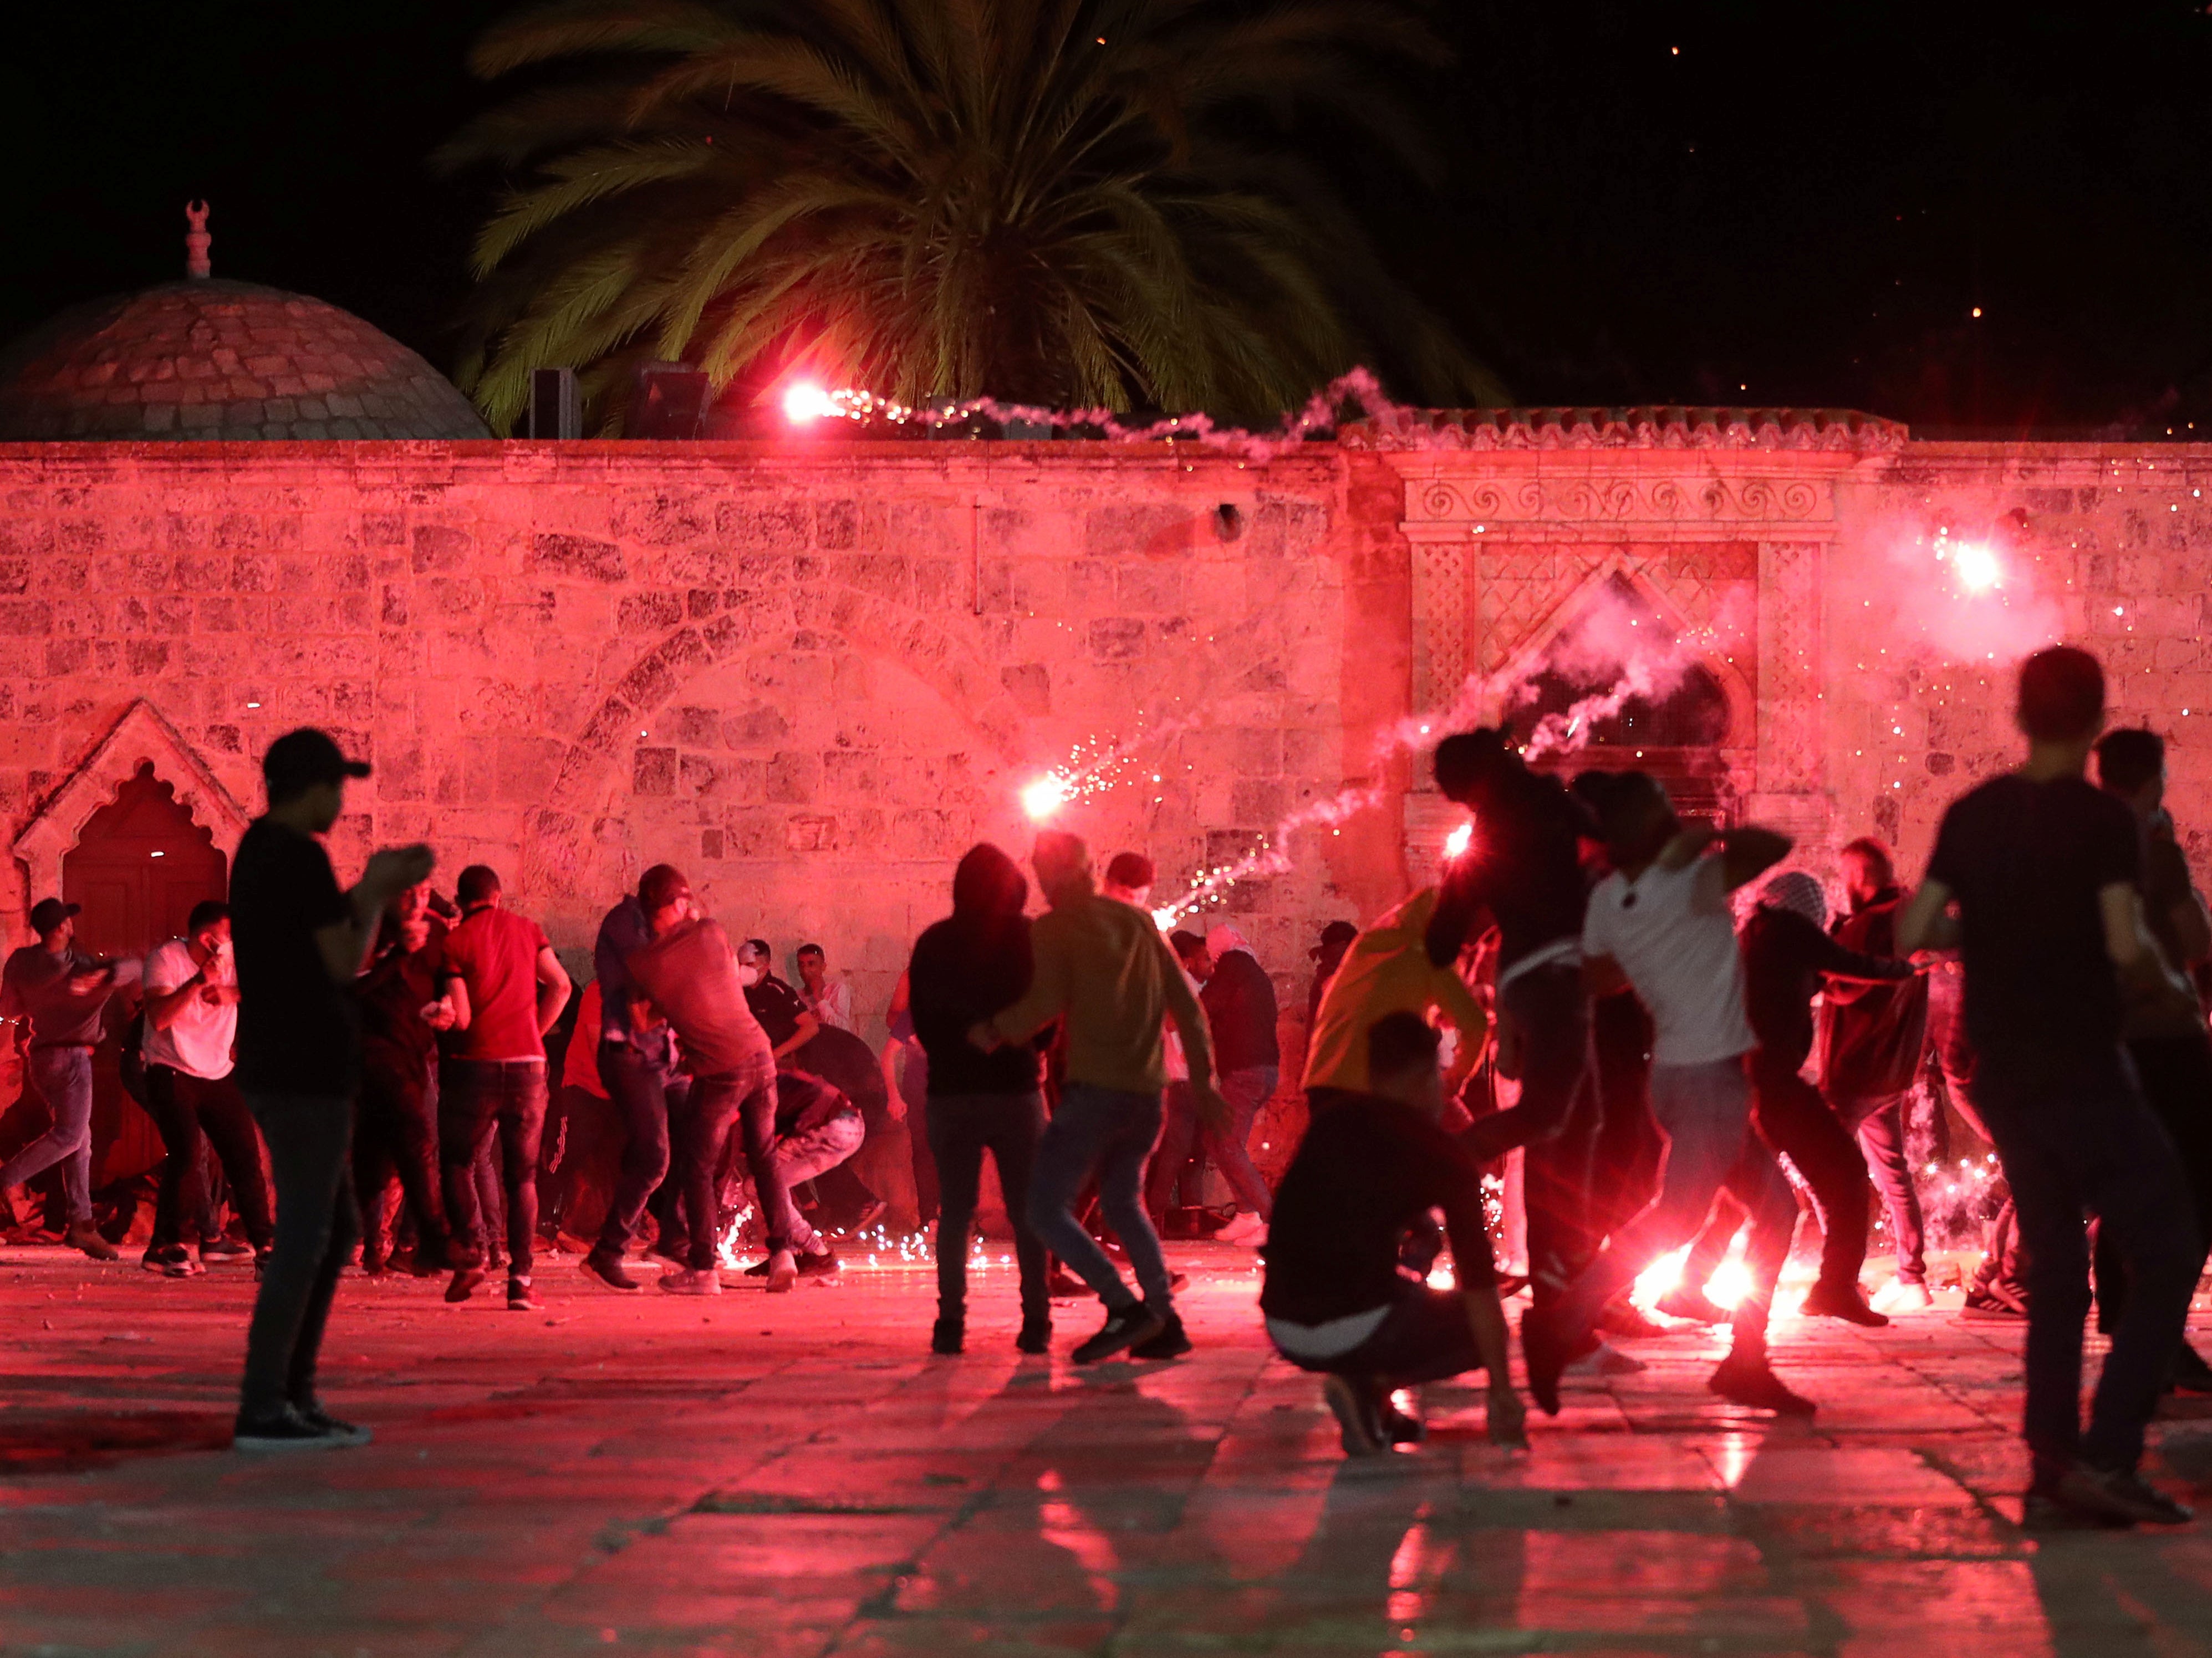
[6,1242,2212,1657]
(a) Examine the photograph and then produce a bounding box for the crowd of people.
[1,645,2207,1529]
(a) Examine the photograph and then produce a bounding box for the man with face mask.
[140,901,276,1278]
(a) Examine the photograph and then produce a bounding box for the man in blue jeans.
[1,897,124,1260]
[580,866,691,1293]
[1899,646,2198,1529]
[228,727,434,1451]
[974,832,1226,1363]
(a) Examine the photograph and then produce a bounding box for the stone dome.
[0,279,491,441]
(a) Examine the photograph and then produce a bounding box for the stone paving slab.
[6,1244,2212,1656]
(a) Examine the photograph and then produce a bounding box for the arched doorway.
[62,763,228,1187]
[1513,573,1740,824]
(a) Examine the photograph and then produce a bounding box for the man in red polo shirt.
[437,865,570,1310]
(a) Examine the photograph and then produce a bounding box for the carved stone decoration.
[1409,534,1470,714]
[12,701,249,911]
[1755,540,1826,797]
[1407,472,1834,530]
[1348,405,1909,455]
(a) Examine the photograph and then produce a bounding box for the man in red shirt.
[437,865,571,1310]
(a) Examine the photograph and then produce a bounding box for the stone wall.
[6,428,2212,1139]
[0,442,1378,1084]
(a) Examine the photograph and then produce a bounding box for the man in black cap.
[1,897,124,1259]
[228,728,434,1452]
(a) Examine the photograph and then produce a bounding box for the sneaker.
[1072,1303,1165,1364]
[1215,1211,1267,1246]
[1563,1339,1646,1377]
[1655,1286,1729,1325]
[1130,1310,1192,1360]
[647,1241,689,1268]
[506,1276,543,1312]
[2030,1463,2194,1528]
[1016,1316,1052,1355]
[358,1251,391,1278]
[445,1265,486,1305]
[931,1317,964,1356]
[1870,1277,1935,1315]
[295,1404,373,1447]
[796,1247,841,1278]
[141,1244,203,1279]
[766,1249,798,1294]
[199,1237,253,1262]
[582,1249,643,1293]
[233,1405,346,1453]
[659,1267,723,1295]
[1708,1353,1817,1416]
[1322,1375,1386,1456]
[845,1200,888,1233]
[1801,1282,1890,1328]
[65,1221,119,1262]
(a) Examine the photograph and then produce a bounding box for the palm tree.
[440,0,1502,432]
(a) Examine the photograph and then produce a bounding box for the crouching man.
[1260,1012,1527,1455]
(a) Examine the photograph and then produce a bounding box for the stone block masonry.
[6,426,2212,1172]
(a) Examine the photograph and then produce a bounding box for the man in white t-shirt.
[140,901,274,1277]
[1521,773,1811,1417]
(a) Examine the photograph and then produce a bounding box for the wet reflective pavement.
[5,1242,2212,1656]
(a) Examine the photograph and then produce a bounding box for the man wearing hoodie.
[1195,924,1278,1242]
[909,844,1055,1356]
[1822,838,1936,1314]
[973,832,1225,1363]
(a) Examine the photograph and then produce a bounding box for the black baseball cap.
[1310,920,1358,958]
[29,898,80,934]
[262,728,371,799]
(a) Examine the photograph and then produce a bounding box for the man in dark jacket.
[1670,870,1915,1328]
[1263,1012,1525,1455]
[1197,924,1278,1242]
[1822,838,1935,1312]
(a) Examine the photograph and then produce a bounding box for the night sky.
[7,0,2209,437]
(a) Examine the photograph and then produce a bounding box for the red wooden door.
[61,762,229,1186]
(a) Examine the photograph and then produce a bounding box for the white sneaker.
[1870,1277,1934,1314]
[1215,1211,1267,1246]
[1563,1339,1647,1378]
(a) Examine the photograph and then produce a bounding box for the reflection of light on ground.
[1385,1515,1438,1636]
[1036,1467,1120,1611]
[1715,1430,1757,1487]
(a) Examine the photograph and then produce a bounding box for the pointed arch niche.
[11,702,250,925]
